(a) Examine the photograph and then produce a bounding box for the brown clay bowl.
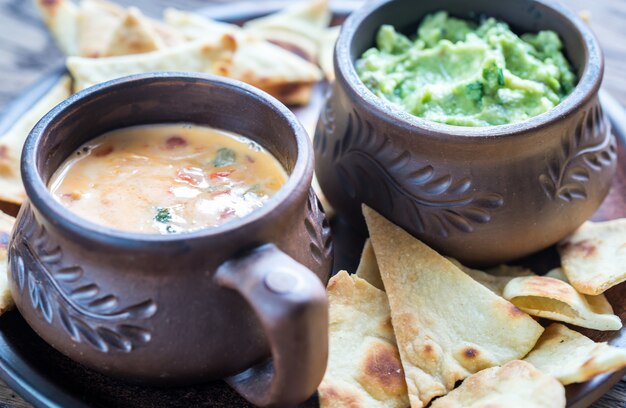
[9,73,333,407]
[314,0,617,265]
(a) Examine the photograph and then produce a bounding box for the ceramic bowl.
[9,73,333,407]
[314,0,617,265]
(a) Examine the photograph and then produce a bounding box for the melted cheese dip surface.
[49,124,288,234]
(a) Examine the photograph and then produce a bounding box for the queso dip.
[49,124,288,234]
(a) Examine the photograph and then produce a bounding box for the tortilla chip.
[163,10,323,105]
[228,35,323,105]
[0,75,72,205]
[163,8,238,41]
[104,7,165,57]
[319,26,340,80]
[67,36,236,92]
[245,0,331,33]
[430,360,565,408]
[244,0,331,62]
[363,206,544,408]
[0,212,15,314]
[558,219,626,295]
[76,0,124,58]
[486,263,535,277]
[319,271,409,408]
[548,268,617,320]
[446,258,529,296]
[148,19,185,48]
[524,323,626,385]
[502,272,621,331]
[34,0,79,56]
[355,239,384,291]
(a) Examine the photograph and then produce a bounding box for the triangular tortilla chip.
[363,206,544,408]
[244,0,331,62]
[355,239,384,291]
[502,272,621,331]
[319,26,340,80]
[319,271,409,408]
[446,258,531,296]
[524,323,626,385]
[163,8,239,40]
[0,212,15,314]
[148,19,185,48]
[229,35,323,105]
[558,219,626,295]
[163,9,323,105]
[67,36,236,92]
[34,0,79,56]
[430,360,565,408]
[0,75,72,205]
[76,0,124,58]
[104,7,165,57]
[547,267,617,321]
[486,263,534,277]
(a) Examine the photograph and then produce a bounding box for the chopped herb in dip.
[214,147,236,167]
[155,207,172,224]
[356,11,577,126]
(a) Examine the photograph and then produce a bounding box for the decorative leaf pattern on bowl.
[9,208,157,353]
[313,86,335,158]
[304,189,332,266]
[331,111,504,237]
[539,104,616,202]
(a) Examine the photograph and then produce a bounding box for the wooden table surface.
[0,0,625,407]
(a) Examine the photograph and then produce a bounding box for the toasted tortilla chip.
[245,0,331,33]
[487,263,535,277]
[163,10,323,105]
[355,239,384,291]
[558,219,626,295]
[149,19,185,48]
[244,0,331,62]
[363,206,544,408]
[319,26,340,80]
[0,212,15,314]
[547,268,617,322]
[163,8,238,40]
[0,75,72,205]
[76,0,124,58]
[104,7,165,57]
[319,271,409,408]
[228,36,323,105]
[164,10,323,105]
[503,272,621,331]
[446,258,529,296]
[67,36,236,92]
[430,360,565,408]
[525,323,626,384]
[34,0,79,56]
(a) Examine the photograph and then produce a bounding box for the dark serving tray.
[0,2,625,407]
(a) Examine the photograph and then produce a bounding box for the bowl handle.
[214,243,329,407]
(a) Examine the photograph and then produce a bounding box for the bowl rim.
[334,0,604,139]
[21,72,314,248]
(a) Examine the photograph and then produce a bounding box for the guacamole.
[356,12,577,126]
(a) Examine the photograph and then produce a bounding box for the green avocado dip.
[356,12,577,126]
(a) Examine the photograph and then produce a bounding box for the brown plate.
[0,2,624,407]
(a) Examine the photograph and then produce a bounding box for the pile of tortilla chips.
[319,206,626,407]
[35,0,339,102]
[0,0,341,207]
